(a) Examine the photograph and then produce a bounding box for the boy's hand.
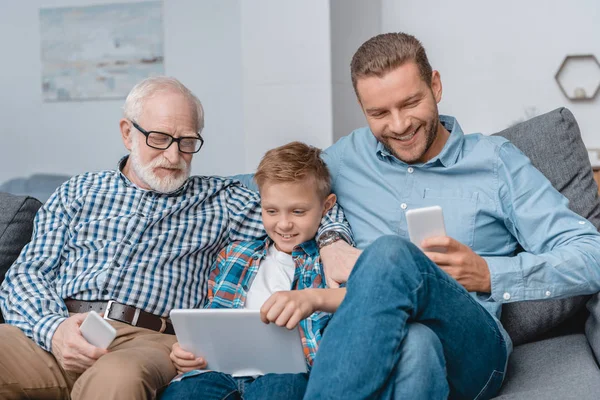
[260,290,317,329]
[170,342,208,374]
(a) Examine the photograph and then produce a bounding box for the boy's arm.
[310,288,346,313]
[204,247,229,308]
[260,288,346,329]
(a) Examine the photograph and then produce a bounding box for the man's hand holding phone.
[406,206,491,293]
[422,236,491,293]
[51,313,109,373]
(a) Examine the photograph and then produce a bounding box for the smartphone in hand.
[406,206,447,252]
[79,310,117,349]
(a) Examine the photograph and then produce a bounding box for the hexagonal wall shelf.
[555,54,600,101]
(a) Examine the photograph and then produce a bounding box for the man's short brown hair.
[255,141,331,199]
[350,32,432,96]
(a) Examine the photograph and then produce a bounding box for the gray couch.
[1,108,599,398]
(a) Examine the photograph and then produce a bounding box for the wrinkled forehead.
[138,91,199,133]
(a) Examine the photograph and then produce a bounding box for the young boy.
[160,142,346,400]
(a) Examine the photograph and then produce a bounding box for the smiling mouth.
[392,126,420,142]
[276,232,298,239]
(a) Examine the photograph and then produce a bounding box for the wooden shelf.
[594,169,600,195]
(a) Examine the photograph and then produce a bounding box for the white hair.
[123,76,205,134]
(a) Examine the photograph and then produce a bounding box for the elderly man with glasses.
[0,77,352,400]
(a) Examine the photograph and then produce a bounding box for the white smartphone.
[79,310,117,349]
[405,205,447,252]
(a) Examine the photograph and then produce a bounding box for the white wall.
[240,0,334,172]
[381,0,600,145]
[0,0,339,182]
[3,1,598,185]
[330,0,381,142]
[165,0,244,177]
[0,0,245,183]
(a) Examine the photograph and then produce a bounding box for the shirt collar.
[116,155,191,196]
[375,115,464,168]
[432,115,464,167]
[258,236,319,259]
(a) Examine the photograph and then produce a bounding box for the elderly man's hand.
[320,240,362,288]
[51,313,108,373]
[422,236,491,293]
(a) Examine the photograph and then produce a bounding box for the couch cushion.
[0,192,42,323]
[493,107,599,346]
[493,334,600,399]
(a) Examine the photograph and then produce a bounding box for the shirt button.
[579,221,586,225]
[503,292,511,300]
[545,291,551,297]
[401,203,408,210]
[407,167,414,174]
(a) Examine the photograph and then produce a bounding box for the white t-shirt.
[245,244,296,310]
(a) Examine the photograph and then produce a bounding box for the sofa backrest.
[0,192,42,323]
[0,173,70,203]
[493,107,600,346]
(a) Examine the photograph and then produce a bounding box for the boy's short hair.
[255,141,331,199]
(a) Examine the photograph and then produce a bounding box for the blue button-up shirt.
[321,116,600,351]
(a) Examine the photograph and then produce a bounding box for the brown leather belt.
[65,299,175,335]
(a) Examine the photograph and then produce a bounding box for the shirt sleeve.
[225,182,266,243]
[0,187,71,352]
[318,139,355,245]
[482,142,600,303]
[316,203,355,246]
[204,247,228,308]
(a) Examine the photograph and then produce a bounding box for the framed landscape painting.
[40,1,164,101]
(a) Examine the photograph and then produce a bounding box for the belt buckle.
[103,300,116,321]
[104,300,141,327]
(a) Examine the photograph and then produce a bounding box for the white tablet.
[169,309,307,377]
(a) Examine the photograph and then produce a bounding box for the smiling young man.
[297,33,600,399]
[0,78,352,400]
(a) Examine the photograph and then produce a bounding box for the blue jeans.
[160,371,308,400]
[304,236,508,400]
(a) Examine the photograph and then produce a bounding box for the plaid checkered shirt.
[206,237,330,368]
[0,158,352,352]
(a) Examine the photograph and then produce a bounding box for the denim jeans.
[160,371,308,400]
[304,235,508,400]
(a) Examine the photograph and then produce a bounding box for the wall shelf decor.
[554,54,600,101]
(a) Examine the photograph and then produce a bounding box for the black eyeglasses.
[131,120,204,154]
